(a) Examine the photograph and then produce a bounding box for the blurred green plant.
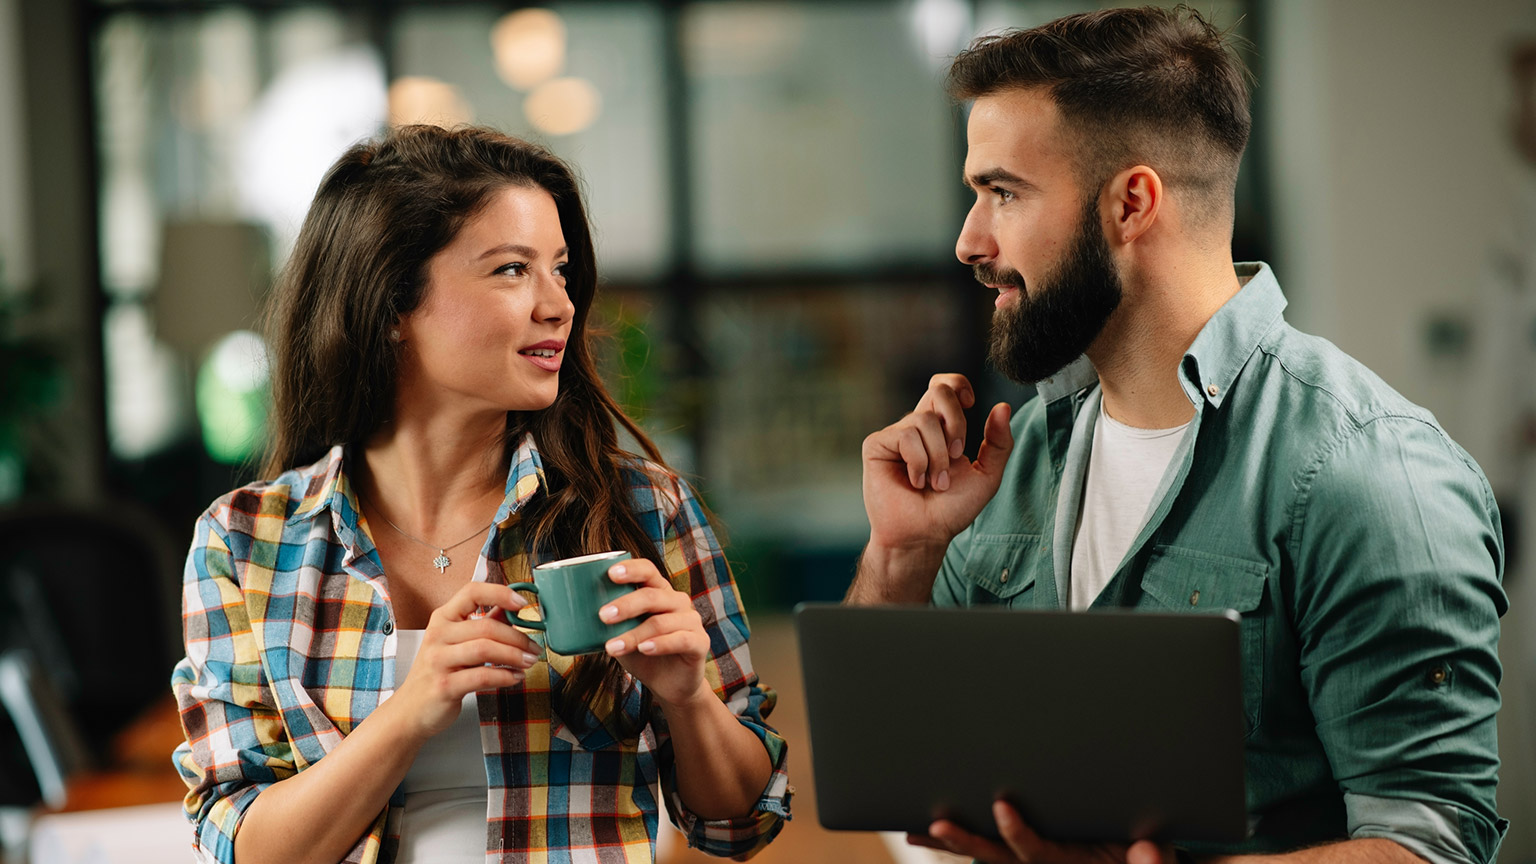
[596,296,661,423]
[0,259,65,501]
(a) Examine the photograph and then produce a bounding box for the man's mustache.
[973,264,1026,290]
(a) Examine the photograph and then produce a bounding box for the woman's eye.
[553,262,569,279]
[496,262,528,276]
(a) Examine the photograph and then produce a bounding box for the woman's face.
[396,184,577,416]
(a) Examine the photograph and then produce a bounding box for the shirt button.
[1189,590,1200,607]
[383,620,394,635]
[1000,567,1010,584]
[1429,665,1448,685]
[1207,384,1219,397]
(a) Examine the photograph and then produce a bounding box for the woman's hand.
[390,581,544,740]
[598,558,712,708]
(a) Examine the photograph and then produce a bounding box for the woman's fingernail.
[605,638,625,655]
[610,564,628,579]
[950,438,964,458]
[522,652,539,666]
[600,605,618,621]
[935,471,950,491]
[638,640,656,654]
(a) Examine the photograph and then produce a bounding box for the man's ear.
[1105,165,1163,245]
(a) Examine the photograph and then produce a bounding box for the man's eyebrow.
[478,243,569,260]
[964,168,1031,190]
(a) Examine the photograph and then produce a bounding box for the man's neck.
[1088,257,1242,429]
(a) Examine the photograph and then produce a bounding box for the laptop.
[793,603,1248,844]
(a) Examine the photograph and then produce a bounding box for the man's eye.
[991,186,1014,202]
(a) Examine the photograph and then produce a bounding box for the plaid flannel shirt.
[171,435,791,863]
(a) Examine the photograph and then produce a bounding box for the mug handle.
[504,582,545,631]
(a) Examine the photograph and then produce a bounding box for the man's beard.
[983,197,1123,385]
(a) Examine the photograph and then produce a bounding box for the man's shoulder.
[1252,322,1438,434]
[1247,323,1491,499]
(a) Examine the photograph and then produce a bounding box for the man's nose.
[955,203,997,265]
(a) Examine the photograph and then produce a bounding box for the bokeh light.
[523,76,601,136]
[388,75,475,128]
[491,8,566,91]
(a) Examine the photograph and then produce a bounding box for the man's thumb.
[975,402,1014,475]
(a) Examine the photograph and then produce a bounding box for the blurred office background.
[2,0,1536,862]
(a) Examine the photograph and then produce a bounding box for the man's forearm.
[844,542,947,605]
[1208,838,1427,864]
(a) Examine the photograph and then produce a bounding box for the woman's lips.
[518,342,564,372]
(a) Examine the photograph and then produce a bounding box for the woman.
[171,125,790,864]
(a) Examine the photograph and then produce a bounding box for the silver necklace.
[376,511,490,574]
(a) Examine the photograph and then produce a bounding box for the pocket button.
[1189,590,1200,607]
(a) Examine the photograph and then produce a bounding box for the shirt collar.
[1178,262,1286,410]
[496,432,548,526]
[1031,262,1286,409]
[286,432,551,527]
[287,444,349,525]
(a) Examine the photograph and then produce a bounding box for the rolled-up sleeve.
[648,477,792,860]
[1291,416,1508,864]
[170,509,296,864]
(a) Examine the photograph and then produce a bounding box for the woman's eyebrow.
[477,243,571,260]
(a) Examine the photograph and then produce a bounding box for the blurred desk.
[28,803,187,864]
[18,697,188,864]
[57,698,186,814]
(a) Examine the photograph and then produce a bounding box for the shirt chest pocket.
[1138,545,1269,737]
[964,534,1046,607]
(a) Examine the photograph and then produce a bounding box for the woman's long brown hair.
[262,124,671,737]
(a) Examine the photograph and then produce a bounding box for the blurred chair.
[0,502,182,768]
[0,650,84,810]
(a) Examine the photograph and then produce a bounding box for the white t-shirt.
[1068,406,1190,611]
[393,629,488,864]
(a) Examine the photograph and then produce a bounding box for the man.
[845,7,1507,864]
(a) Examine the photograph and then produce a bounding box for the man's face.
[958,88,1123,384]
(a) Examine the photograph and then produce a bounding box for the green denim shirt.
[932,263,1508,864]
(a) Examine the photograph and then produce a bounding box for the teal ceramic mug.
[505,551,638,655]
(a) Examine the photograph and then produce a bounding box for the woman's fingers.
[598,584,694,627]
[442,665,525,695]
[604,557,672,591]
[630,630,706,658]
[438,613,541,655]
[429,637,541,672]
[430,580,526,626]
[602,610,706,657]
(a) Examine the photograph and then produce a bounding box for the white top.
[393,629,489,864]
[1068,407,1190,611]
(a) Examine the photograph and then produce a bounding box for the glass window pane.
[391,3,671,280]
[700,283,969,541]
[685,3,959,274]
[94,7,380,459]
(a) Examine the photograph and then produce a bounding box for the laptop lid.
[794,603,1248,844]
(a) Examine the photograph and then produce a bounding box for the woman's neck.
[356,407,510,541]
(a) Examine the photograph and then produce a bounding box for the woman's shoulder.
[198,447,342,535]
[615,454,696,523]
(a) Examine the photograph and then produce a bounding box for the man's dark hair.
[948,5,1252,229]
